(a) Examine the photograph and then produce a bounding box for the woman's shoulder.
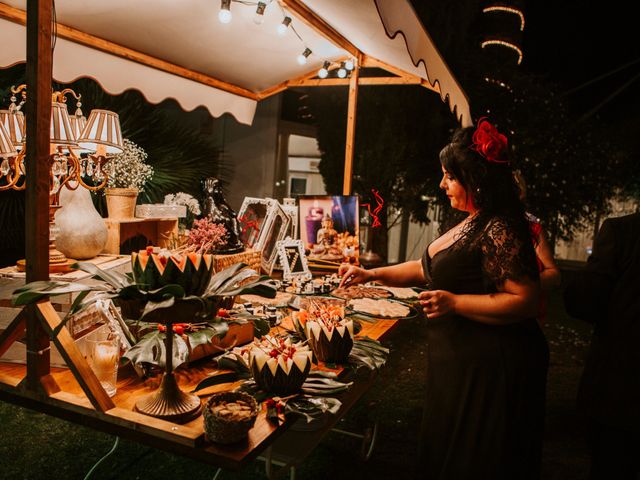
[481,214,530,244]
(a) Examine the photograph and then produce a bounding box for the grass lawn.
[0,267,593,479]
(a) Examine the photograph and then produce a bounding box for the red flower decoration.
[470,117,509,164]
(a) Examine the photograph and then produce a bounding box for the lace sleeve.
[481,217,539,286]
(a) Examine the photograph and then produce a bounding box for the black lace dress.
[419,217,549,479]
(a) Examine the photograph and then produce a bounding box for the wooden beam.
[0,2,259,101]
[37,302,115,412]
[279,0,360,58]
[257,64,330,99]
[342,64,360,195]
[0,309,26,357]
[362,55,440,93]
[287,76,425,87]
[24,0,53,390]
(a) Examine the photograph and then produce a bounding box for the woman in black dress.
[339,120,548,479]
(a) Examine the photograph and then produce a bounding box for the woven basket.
[212,248,261,274]
[203,391,259,444]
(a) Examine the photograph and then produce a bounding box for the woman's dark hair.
[439,126,531,247]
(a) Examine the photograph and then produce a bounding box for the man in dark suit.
[564,212,640,479]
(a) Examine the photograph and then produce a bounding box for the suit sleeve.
[563,219,617,323]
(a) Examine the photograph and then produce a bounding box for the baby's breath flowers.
[106,139,153,191]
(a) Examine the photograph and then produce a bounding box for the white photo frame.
[237,197,279,251]
[277,238,312,282]
[281,198,298,240]
[260,203,291,274]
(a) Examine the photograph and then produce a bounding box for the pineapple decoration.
[296,302,354,364]
[245,336,313,395]
[131,246,214,296]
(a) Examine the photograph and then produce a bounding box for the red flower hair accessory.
[470,117,509,164]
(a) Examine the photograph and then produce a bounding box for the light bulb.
[337,63,347,78]
[345,59,355,71]
[218,0,232,24]
[297,47,312,65]
[277,16,292,36]
[318,61,330,79]
[253,2,266,25]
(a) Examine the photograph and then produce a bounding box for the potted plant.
[104,139,153,218]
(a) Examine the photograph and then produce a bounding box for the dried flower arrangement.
[186,218,228,253]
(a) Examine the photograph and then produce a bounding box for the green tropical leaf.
[191,371,248,393]
[72,261,131,289]
[11,281,102,306]
[122,331,189,369]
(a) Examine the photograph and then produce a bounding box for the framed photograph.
[237,197,279,251]
[260,203,291,273]
[281,198,299,239]
[277,238,312,282]
[298,195,359,264]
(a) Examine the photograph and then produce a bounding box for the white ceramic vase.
[55,188,108,259]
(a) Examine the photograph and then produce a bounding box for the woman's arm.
[420,276,539,325]
[536,231,561,292]
[339,259,426,287]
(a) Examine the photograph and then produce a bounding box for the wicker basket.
[203,391,259,444]
[212,248,262,273]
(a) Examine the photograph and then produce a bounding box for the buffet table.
[0,301,398,475]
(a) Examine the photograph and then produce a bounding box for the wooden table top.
[0,313,400,471]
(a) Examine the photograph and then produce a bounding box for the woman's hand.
[338,264,372,287]
[419,290,457,318]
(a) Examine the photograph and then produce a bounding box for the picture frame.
[298,195,359,264]
[260,203,291,274]
[281,198,299,239]
[277,237,312,282]
[237,197,279,251]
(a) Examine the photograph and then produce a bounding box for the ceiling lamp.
[337,62,347,78]
[318,61,330,79]
[297,47,312,65]
[218,0,232,24]
[277,16,292,36]
[253,2,266,25]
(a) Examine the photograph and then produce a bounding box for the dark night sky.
[523,0,639,127]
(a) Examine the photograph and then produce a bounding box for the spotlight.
[218,0,232,24]
[277,16,292,36]
[297,47,312,65]
[318,61,330,79]
[253,1,266,25]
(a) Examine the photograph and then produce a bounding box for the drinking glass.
[87,335,120,397]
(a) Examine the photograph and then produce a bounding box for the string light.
[253,1,266,25]
[482,6,525,31]
[318,61,330,79]
[297,47,312,65]
[218,0,232,24]
[277,16,291,36]
[344,59,355,71]
[337,62,347,78]
[481,40,523,64]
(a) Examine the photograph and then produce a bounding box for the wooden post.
[25,0,53,390]
[342,63,360,195]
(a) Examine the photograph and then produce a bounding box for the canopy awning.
[0,0,471,126]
